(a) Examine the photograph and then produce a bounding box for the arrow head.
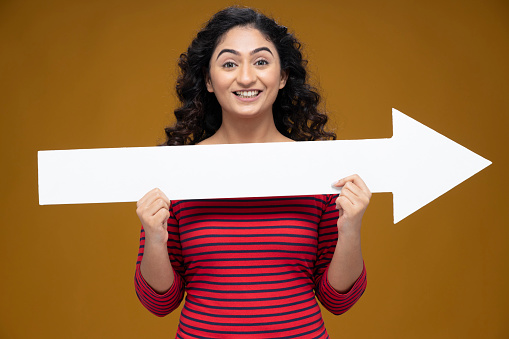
[390,108,491,223]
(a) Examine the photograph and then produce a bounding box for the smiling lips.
[234,90,261,99]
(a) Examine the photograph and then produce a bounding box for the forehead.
[213,26,277,56]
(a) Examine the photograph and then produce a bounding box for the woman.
[135,6,370,338]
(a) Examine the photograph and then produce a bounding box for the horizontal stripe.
[179,315,323,335]
[180,217,318,227]
[188,276,307,286]
[179,210,322,220]
[183,302,317,318]
[180,308,322,327]
[186,263,312,271]
[183,241,317,251]
[184,295,317,311]
[172,196,328,208]
[187,258,314,263]
[179,224,317,235]
[183,248,317,258]
[185,269,308,278]
[189,289,312,302]
[187,282,311,294]
[181,233,317,243]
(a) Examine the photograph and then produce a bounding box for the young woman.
[135,7,370,338]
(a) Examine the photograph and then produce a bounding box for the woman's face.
[206,26,287,121]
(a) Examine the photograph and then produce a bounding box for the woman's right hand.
[136,188,171,245]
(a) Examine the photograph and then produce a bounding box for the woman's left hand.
[332,174,372,237]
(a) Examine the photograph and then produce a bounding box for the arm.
[328,174,370,292]
[134,188,185,317]
[314,174,369,315]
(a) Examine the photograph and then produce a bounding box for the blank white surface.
[38,109,491,223]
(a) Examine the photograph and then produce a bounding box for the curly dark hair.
[163,6,336,145]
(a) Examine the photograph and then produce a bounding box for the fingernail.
[331,182,342,190]
[332,179,342,186]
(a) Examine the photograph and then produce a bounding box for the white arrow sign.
[38,108,491,223]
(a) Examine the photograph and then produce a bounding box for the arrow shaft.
[38,139,394,205]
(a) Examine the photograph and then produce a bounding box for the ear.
[205,72,214,93]
[279,69,288,89]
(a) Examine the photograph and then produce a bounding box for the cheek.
[264,68,284,89]
[209,73,231,93]
[267,75,284,95]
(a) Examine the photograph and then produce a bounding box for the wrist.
[337,227,362,245]
[144,235,168,248]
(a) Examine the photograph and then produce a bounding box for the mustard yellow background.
[1,0,507,338]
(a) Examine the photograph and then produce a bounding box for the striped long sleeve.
[134,203,186,316]
[134,195,366,338]
[313,195,367,315]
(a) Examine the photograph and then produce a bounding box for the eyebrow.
[216,47,274,60]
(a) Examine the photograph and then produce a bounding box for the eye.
[255,59,269,66]
[222,61,236,68]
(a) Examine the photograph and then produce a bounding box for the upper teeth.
[236,91,259,98]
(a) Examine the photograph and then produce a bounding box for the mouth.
[234,90,261,99]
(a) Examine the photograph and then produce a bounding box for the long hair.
[163,6,336,145]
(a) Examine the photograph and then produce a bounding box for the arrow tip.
[391,108,491,224]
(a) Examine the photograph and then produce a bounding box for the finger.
[137,188,160,207]
[334,174,371,197]
[348,174,371,196]
[147,198,170,217]
[139,188,171,211]
[153,208,170,226]
[336,194,354,210]
[337,205,344,218]
[338,187,356,206]
[343,182,364,199]
[147,188,171,208]
[138,197,169,220]
[157,189,171,206]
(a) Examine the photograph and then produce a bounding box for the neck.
[206,111,292,144]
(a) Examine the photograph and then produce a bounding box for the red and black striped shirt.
[135,195,366,338]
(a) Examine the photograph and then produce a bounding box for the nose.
[237,63,256,86]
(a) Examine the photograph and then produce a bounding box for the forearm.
[140,241,175,294]
[327,232,364,293]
